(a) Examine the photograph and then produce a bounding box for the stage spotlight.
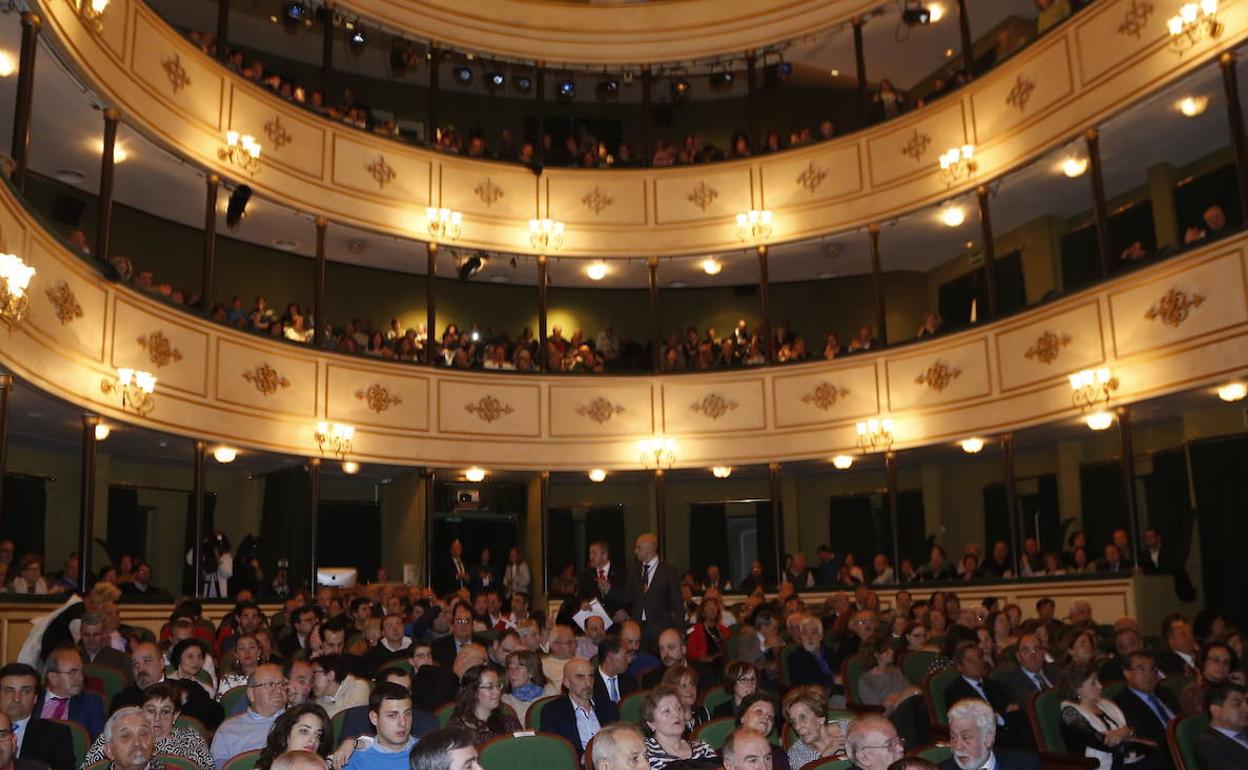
[282,2,309,24]
[557,78,576,101]
[709,70,734,90]
[345,22,365,49]
[902,1,932,25]
[596,77,620,100]
[458,253,487,280]
[453,66,473,86]
[485,71,506,92]
[225,185,252,230]
[763,61,792,85]
[513,74,533,93]
[671,76,691,101]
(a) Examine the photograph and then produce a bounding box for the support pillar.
[308,457,321,591]
[977,185,999,320]
[313,217,327,347]
[853,18,868,127]
[200,175,219,310]
[1001,432,1020,577]
[320,2,334,96]
[10,12,40,194]
[1117,406,1142,570]
[215,0,230,60]
[654,470,667,555]
[648,257,661,372]
[746,52,759,153]
[769,463,785,587]
[540,471,550,594]
[957,0,975,78]
[428,47,440,146]
[423,469,436,589]
[869,224,888,344]
[537,255,549,370]
[426,243,438,364]
[641,66,652,165]
[885,451,901,574]
[758,245,774,362]
[1220,52,1248,225]
[95,109,120,266]
[535,65,546,167]
[0,375,10,522]
[192,441,206,597]
[79,414,99,590]
[1085,128,1112,278]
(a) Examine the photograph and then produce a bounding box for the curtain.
[319,501,381,582]
[106,486,147,564]
[1080,462,1128,555]
[261,466,312,594]
[547,507,576,582]
[0,475,47,560]
[829,495,877,569]
[181,492,217,595]
[689,503,730,579]
[584,505,625,572]
[755,501,777,583]
[1190,436,1248,625]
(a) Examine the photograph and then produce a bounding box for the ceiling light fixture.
[1218,382,1247,402]
[960,437,985,454]
[464,467,487,482]
[938,145,977,185]
[588,468,607,482]
[832,455,854,470]
[314,421,354,459]
[856,418,894,453]
[1168,0,1222,54]
[556,78,576,101]
[701,257,722,275]
[426,207,463,242]
[711,466,733,479]
[0,252,35,328]
[341,461,360,475]
[101,367,156,416]
[1085,411,1115,431]
[219,132,261,175]
[453,66,473,85]
[940,206,966,227]
[736,210,774,243]
[1061,157,1089,178]
[1177,95,1209,117]
[529,219,565,251]
[1069,367,1118,411]
[927,3,946,23]
[640,436,676,470]
[0,52,17,78]
[586,261,609,281]
[94,424,111,441]
[213,446,238,463]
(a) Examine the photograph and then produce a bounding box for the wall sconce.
[1068,367,1118,411]
[464,467,486,482]
[219,131,262,175]
[588,468,607,483]
[711,466,733,479]
[529,219,565,251]
[1168,0,1221,54]
[639,436,676,470]
[101,367,157,417]
[0,252,35,328]
[856,418,894,453]
[960,437,985,454]
[831,455,854,470]
[735,210,774,242]
[314,421,354,459]
[938,145,977,185]
[77,0,110,31]
[426,207,462,242]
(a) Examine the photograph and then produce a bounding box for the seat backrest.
[800,758,852,770]
[175,714,208,740]
[158,753,205,770]
[988,663,1018,687]
[1158,675,1189,705]
[1102,680,1125,700]
[843,656,868,704]
[701,687,732,714]
[923,668,960,726]
[901,650,937,687]
[48,718,89,769]
[84,663,127,707]
[220,685,248,716]
[525,694,563,730]
[479,732,580,770]
[1168,713,1209,770]
[223,748,263,770]
[331,709,349,744]
[379,660,415,677]
[436,701,457,726]
[691,716,736,749]
[916,745,953,763]
[1028,689,1066,753]
[779,644,799,688]
[619,689,650,725]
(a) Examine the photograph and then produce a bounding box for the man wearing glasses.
[210,663,287,770]
[432,603,485,669]
[844,717,905,770]
[35,646,105,739]
[0,712,44,770]
[1112,651,1179,770]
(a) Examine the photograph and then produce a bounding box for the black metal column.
[308,457,321,591]
[885,451,901,574]
[758,245,774,362]
[10,12,40,194]
[853,19,868,127]
[200,175,219,310]
[1221,52,1248,225]
[1085,128,1112,278]
[95,109,119,266]
[1001,432,1020,576]
[79,414,99,590]
[537,255,549,369]
[313,217,327,347]
[426,243,438,365]
[869,224,888,344]
[0,375,10,523]
[1117,406,1141,571]
[648,257,661,372]
[654,470,666,556]
[769,463,785,587]
[977,185,999,320]
[192,441,206,597]
[215,0,230,61]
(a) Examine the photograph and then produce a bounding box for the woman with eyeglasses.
[82,683,214,768]
[254,702,335,770]
[713,661,759,719]
[446,664,521,747]
[733,693,789,770]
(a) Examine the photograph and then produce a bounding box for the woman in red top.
[686,596,730,663]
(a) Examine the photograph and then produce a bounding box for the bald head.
[847,716,903,770]
[453,642,488,678]
[564,657,595,705]
[272,751,328,770]
[634,534,658,562]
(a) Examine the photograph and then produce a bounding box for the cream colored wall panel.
[439,163,538,223]
[867,102,967,188]
[438,380,541,437]
[545,172,648,227]
[111,298,210,397]
[1108,250,1248,359]
[22,236,107,362]
[885,338,992,412]
[130,13,223,132]
[548,382,655,438]
[325,363,430,432]
[759,144,863,209]
[772,364,880,428]
[92,0,129,60]
[972,38,1074,142]
[653,166,754,226]
[995,301,1106,392]
[331,134,431,205]
[227,87,327,180]
[215,338,318,417]
[661,379,766,434]
[1073,0,1168,87]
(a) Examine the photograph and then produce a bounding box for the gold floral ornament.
[690,393,739,420]
[1024,331,1072,365]
[915,360,962,392]
[475,178,504,207]
[687,182,719,211]
[577,397,625,425]
[355,384,402,414]
[45,281,83,325]
[264,116,293,150]
[466,395,514,423]
[162,54,191,94]
[366,155,396,190]
[242,363,290,395]
[801,382,849,411]
[797,162,828,194]
[137,331,183,368]
[1118,0,1155,38]
[1144,288,1205,327]
[901,130,932,162]
[582,186,614,215]
[1005,74,1036,112]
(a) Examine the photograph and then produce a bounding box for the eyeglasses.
[249,680,288,690]
[453,618,473,625]
[736,676,758,684]
[859,738,905,751]
[0,730,12,739]
[144,707,176,720]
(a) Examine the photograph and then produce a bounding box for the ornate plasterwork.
[915,360,962,392]
[1024,331,1072,364]
[45,282,83,325]
[901,130,932,162]
[1144,288,1205,327]
[1005,74,1036,112]
[1118,0,1155,38]
[242,363,290,395]
[264,116,293,149]
[690,393,738,420]
[801,382,849,411]
[475,178,504,207]
[161,54,190,94]
[687,182,719,211]
[796,162,828,194]
[355,384,402,413]
[581,186,614,215]
[576,397,625,425]
[466,395,514,423]
[366,155,396,189]
[137,331,183,368]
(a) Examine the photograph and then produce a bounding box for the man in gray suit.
[1001,634,1060,712]
[624,533,683,648]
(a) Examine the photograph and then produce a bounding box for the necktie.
[1146,692,1172,724]
[1033,672,1049,690]
[598,569,605,580]
[41,696,67,720]
[643,563,652,590]
[608,676,619,702]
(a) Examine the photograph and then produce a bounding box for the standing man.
[624,534,682,646]
[0,663,74,770]
[439,540,471,595]
[579,542,630,617]
[36,647,105,739]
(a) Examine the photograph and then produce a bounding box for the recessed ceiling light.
[213,446,238,463]
[940,206,966,227]
[0,51,17,78]
[960,437,985,453]
[342,461,360,475]
[1177,95,1208,117]
[55,169,86,185]
[1061,157,1088,178]
[1085,411,1114,431]
[271,239,300,251]
[488,275,510,283]
[158,441,168,448]
[668,280,688,288]
[586,261,609,281]
[465,467,487,482]
[93,139,127,163]
[830,68,840,77]
[701,257,722,275]
[347,238,368,254]
[944,48,955,59]
[711,466,733,478]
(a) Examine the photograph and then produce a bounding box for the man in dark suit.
[1138,529,1173,575]
[1097,543,1130,574]
[0,663,75,770]
[278,606,320,662]
[578,541,630,617]
[1113,651,1179,770]
[940,698,1041,770]
[639,628,716,690]
[1157,613,1199,679]
[0,712,46,770]
[35,647,105,739]
[110,642,223,730]
[1000,634,1060,712]
[1196,682,1248,766]
[431,602,488,670]
[540,658,619,759]
[76,613,130,677]
[593,636,638,706]
[943,642,1031,749]
[436,539,472,596]
[624,533,683,647]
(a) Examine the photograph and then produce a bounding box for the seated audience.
[210,663,288,770]
[856,635,921,713]
[409,728,480,770]
[37,646,105,739]
[944,698,1040,770]
[540,657,618,758]
[254,703,334,770]
[714,661,759,719]
[0,663,75,770]
[783,685,847,768]
[501,649,558,723]
[1058,663,1150,770]
[641,685,716,770]
[445,664,521,747]
[845,716,906,770]
[1196,682,1248,766]
[98,707,158,770]
[342,683,418,770]
[85,683,214,768]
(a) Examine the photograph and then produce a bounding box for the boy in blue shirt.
[343,683,417,769]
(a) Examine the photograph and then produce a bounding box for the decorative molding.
[136,331,183,368]
[576,397,625,425]
[1005,74,1036,112]
[687,181,719,211]
[366,155,396,190]
[901,130,932,162]
[44,282,83,325]
[796,161,828,194]
[355,383,402,413]
[581,186,614,215]
[161,54,190,94]
[1144,288,1206,327]
[264,116,293,150]
[801,382,849,411]
[242,363,291,395]
[690,393,739,420]
[915,360,962,392]
[1024,331,1072,364]
[465,395,514,423]
[475,178,504,207]
[1118,0,1155,38]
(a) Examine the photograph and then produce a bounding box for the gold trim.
[475,178,504,207]
[900,130,932,162]
[1117,0,1155,38]
[1144,287,1206,327]
[1005,74,1036,112]
[576,396,625,424]
[366,154,397,190]
[915,360,963,392]
[264,115,293,150]
[1023,331,1072,364]
[242,363,291,395]
[136,330,183,368]
[690,392,739,420]
[465,394,514,423]
[800,381,849,411]
[581,185,614,215]
[796,161,828,194]
[44,281,83,326]
[687,181,719,211]
[355,383,402,413]
[160,53,190,94]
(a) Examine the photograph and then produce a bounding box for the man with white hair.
[940,699,1040,770]
[844,716,904,770]
[721,728,774,770]
[101,707,160,770]
[589,723,649,770]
